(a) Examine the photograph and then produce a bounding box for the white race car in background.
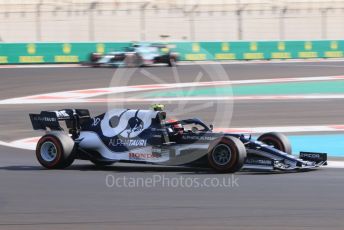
[89,43,178,67]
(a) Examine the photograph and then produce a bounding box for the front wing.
[242,152,327,171]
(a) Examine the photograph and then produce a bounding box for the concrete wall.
[0,0,344,42]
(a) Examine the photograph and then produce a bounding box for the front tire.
[257,132,292,154]
[208,136,247,173]
[36,132,75,169]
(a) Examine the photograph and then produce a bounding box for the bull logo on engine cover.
[100,109,158,138]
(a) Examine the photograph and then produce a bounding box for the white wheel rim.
[40,141,58,162]
[212,144,232,166]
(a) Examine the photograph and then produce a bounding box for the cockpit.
[165,118,211,135]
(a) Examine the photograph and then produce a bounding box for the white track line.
[214,125,344,133]
[2,94,344,105]
[89,94,344,103]
[1,75,344,105]
[327,161,344,168]
[286,64,344,68]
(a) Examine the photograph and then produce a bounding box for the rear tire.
[36,132,75,169]
[124,54,138,67]
[208,136,247,173]
[257,132,292,154]
[168,57,176,67]
[90,53,101,63]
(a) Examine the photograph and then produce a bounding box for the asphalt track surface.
[1,61,344,229]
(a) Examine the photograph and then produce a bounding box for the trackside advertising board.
[0,41,343,64]
[0,42,131,64]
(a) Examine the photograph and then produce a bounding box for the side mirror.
[209,124,213,131]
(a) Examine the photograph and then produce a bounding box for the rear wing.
[29,109,90,131]
[30,111,61,130]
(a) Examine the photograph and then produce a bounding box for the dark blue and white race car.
[89,43,178,67]
[29,108,327,173]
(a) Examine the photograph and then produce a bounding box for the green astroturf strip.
[144,80,344,97]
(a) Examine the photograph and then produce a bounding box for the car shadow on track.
[0,164,315,175]
[0,164,211,173]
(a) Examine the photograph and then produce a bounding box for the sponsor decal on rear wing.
[29,111,61,130]
[29,109,91,131]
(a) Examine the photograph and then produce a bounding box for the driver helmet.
[151,104,165,111]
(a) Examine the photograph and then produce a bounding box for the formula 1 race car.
[89,43,178,67]
[29,108,327,173]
